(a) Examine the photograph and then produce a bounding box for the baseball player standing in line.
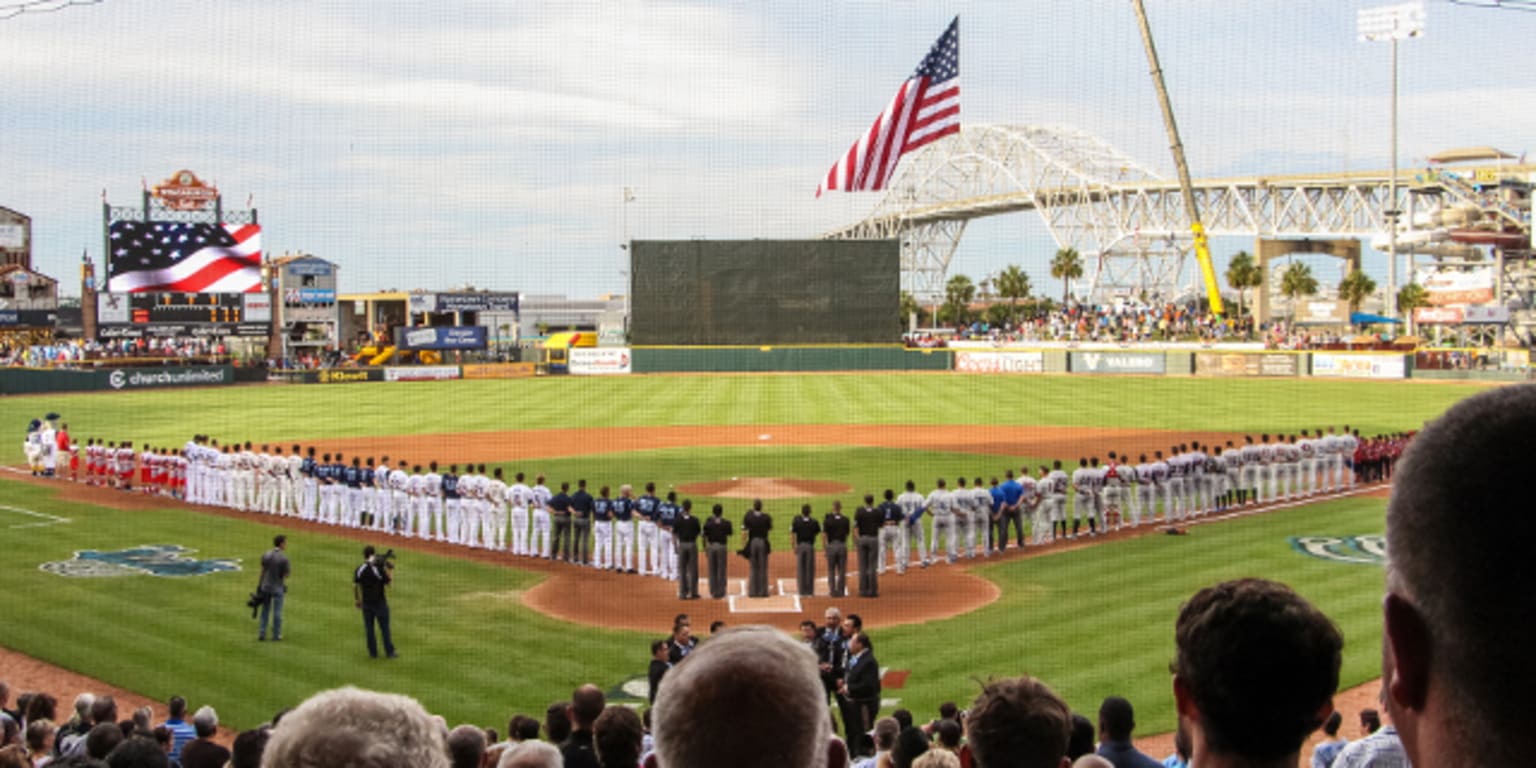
[507,472,532,555]
[1339,427,1360,488]
[1070,458,1094,537]
[392,463,414,537]
[282,445,303,517]
[952,478,974,559]
[373,456,394,532]
[657,491,681,580]
[1040,463,1066,540]
[421,461,444,540]
[592,485,615,569]
[1238,436,1260,505]
[1131,454,1155,526]
[1297,430,1319,496]
[1102,454,1126,531]
[926,478,957,564]
[530,474,553,558]
[876,489,904,574]
[441,465,465,544]
[635,483,661,576]
[969,476,993,556]
[1164,447,1187,522]
[895,480,928,569]
[612,484,636,572]
[299,447,318,520]
[459,467,482,548]
[1222,442,1243,510]
[486,468,509,551]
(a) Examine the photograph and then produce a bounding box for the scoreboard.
[97,291,272,339]
[130,292,247,324]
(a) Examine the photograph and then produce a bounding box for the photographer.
[352,545,397,659]
[256,535,290,641]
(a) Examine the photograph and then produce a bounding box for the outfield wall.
[630,346,951,373]
[0,365,236,395]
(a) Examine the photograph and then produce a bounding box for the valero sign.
[152,170,219,211]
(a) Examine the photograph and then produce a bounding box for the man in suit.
[839,629,881,758]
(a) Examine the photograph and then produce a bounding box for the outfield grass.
[0,374,1469,734]
[0,375,1488,465]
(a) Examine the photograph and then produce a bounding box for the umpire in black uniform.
[703,504,732,599]
[823,500,851,598]
[570,479,594,567]
[673,500,702,600]
[792,504,821,597]
[742,499,772,598]
[854,494,882,597]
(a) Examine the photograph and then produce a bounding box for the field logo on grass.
[41,544,241,578]
[1289,535,1386,566]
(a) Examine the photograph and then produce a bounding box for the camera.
[246,591,267,619]
[372,547,396,569]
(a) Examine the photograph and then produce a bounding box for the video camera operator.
[353,545,397,659]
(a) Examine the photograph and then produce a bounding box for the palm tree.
[1050,248,1083,305]
[899,291,921,332]
[1278,262,1319,323]
[1337,268,1378,318]
[941,274,976,328]
[1224,251,1263,320]
[1397,282,1430,335]
[995,264,1032,326]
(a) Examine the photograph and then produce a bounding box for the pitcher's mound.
[678,477,851,499]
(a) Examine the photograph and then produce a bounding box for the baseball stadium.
[4,2,1535,768]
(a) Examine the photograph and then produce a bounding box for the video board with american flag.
[106,221,263,293]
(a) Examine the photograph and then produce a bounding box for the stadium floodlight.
[1358,2,1424,319]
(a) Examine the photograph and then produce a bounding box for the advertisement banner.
[410,293,520,313]
[1297,300,1344,324]
[569,347,632,375]
[1194,353,1300,377]
[105,366,233,390]
[384,366,461,382]
[955,351,1045,374]
[1414,268,1495,306]
[284,288,336,304]
[97,293,130,324]
[304,369,382,384]
[242,293,273,322]
[1312,353,1407,379]
[0,310,16,324]
[461,362,537,380]
[284,260,333,277]
[1069,351,1166,375]
[398,326,488,350]
[1413,306,1463,325]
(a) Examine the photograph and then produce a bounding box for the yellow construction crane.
[1131,0,1224,317]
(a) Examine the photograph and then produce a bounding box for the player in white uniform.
[1130,455,1154,526]
[418,462,442,540]
[371,457,393,532]
[1221,442,1242,511]
[591,484,615,569]
[925,478,958,564]
[1338,428,1360,488]
[485,468,508,550]
[508,472,533,555]
[635,483,660,573]
[896,481,928,569]
[1070,458,1097,537]
[614,484,637,571]
[969,476,993,556]
[404,465,426,537]
[952,478,974,559]
[389,464,411,535]
[531,475,553,558]
[1258,435,1279,504]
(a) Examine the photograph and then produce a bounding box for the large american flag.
[817,17,959,197]
[107,221,263,293]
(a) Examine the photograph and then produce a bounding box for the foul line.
[0,504,72,529]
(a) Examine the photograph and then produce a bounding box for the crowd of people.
[0,337,236,368]
[8,384,1533,768]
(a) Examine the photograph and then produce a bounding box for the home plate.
[759,433,771,440]
[729,594,802,613]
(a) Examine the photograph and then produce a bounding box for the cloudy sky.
[3,0,1533,300]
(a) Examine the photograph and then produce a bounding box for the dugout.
[628,240,900,346]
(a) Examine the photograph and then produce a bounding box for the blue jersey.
[1000,479,1024,506]
[593,497,613,521]
[636,495,659,522]
[989,485,1005,511]
[612,496,635,522]
[360,468,374,487]
[657,500,680,528]
[330,463,347,484]
[344,466,361,488]
[441,474,460,499]
[300,457,316,478]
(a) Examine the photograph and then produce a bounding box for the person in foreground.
[1379,385,1536,768]
[1171,578,1342,768]
[964,675,1072,768]
[260,686,448,768]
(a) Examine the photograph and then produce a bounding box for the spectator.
[229,728,269,768]
[543,703,571,746]
[0,746,28,768]
[1357,710,1380,738]
[54,695,93,758]
[964,676,1072,768]
[912,751,959,768]
[1377,385,1526,766]
[1330,710,1408,768]
[653,626,829,768]
[261,686,448,768]
[561,686,604,768]
[1094,697,1159,768]
[128,710,153,741]
[1071,758,1112,768]
[512,717,539,744]
[852,718,899,768]
[446,725,486,768]
[1066,714,1095,762]
[1161,726,1189,768]
[23,694,57,731]
[176,709,225,768]
[892,727,929,768]
[933,720,961,754]
[157,699,194,764]
[25,719,55,764]
[0,684,15,723]
[1310,711,1346,768]
[648,639,670,705]
[103,738,167,768]
[592,707,642,768]
[149,726,176,768]
[83,725,122,762]
[496,742,560,768]
[1172,579,1342,768]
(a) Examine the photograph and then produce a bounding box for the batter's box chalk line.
[728,594,803,614]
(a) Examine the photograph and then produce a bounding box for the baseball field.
[0,374,1492,740]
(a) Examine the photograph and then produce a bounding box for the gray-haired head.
[260,686,448,768]
[192,706,218,738]
[496,741,561,768]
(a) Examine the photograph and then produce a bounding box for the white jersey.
[486,477,507,505]
[532,484,552,510]
[925,488,954,516]
[390,468,410,492]
[509,482,532,509]
[1044,470,1070,496]
[1017,476,1038,505]
[895,491,925,520]
[422,472,443,498]
[406,472,425,497]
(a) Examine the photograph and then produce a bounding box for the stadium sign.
[1194,353,1299,378]
[410,293,520,313]
[107,366,233,390]
[955,351,1044,374]
[1069,351,1165,375]
[384,366,461,382]
[398,325,487,350]
[1289,535,1385,566]
[309,369,381,384]
[1311,353,1406,379]
[570,347,632,375]
[40,544,241,578]
[151,170,219,211]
